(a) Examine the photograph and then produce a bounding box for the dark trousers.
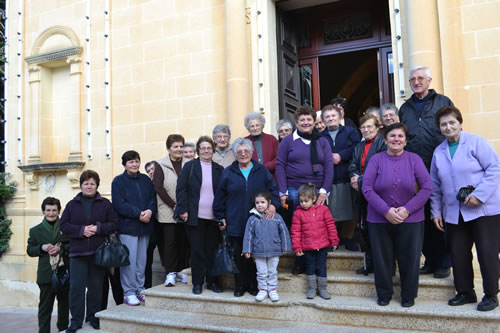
[369,222,424,300]
[185,219,221,285]
[229,236,257,290]
[145,239,157,289]
[101,267,123,310]
[38,283,69,333]
[304,248,328,277]
[157,223,190,274]
[447,214,500,297]
[69,255,105,328]
[422,201,452,270]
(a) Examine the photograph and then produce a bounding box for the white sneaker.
[256,289,267,302]
[176,272,188,284]
[164,272,176,287]
[269,289,280,302]
[123,295,140,306]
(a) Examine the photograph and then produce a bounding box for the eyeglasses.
[409,76,427,84]
[359,125,376,131]
[278,128,291,133]
[236,149,251,156]
[215,135,229,141]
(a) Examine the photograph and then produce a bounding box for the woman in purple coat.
[362,123,432,308]
[430,106,500,312]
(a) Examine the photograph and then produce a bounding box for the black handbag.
[211,230,239,276]
[456,185,475,202]
[94,233,130,267]
[51,256,69,294]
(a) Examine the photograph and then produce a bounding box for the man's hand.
[265,204,276,219]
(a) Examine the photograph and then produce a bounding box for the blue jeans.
[304,248,328,277]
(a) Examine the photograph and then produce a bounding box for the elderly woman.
[320,104,361,251]
[212,124,235,168]
[174,136,224,295]
[183,142,196,160]
[244,112,279,176]
[213,138,280,297]
[430,106,500,312]
[379,103,399,128]
[276,119,293,143]
[348,114,385,274]
[315,111,326,132]
[362,123,432,308]
[111,151,157,306]
[153,134,190,287]
[276,106,333,274]
[60,170,118,332]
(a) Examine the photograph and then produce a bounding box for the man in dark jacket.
[27,197,69,333]
[399,65,453,279]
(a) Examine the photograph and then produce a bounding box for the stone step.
[278,248,365,271]
[97,305,418,333]
[139,284,500,333]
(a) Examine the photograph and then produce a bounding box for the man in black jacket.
[399,65,453,279]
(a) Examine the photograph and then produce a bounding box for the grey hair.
[212,124,231,140]
[276,119,293,132]
[409,65,431,79]
[379,103,399,118]
[232,137,254,155]
[184,142,195,149]
[244,112,266,130]
[365,106,379,116]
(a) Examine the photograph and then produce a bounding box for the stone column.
[402,0,443,92]
[67,56,83,162]
[27,65,41,164]
[225,0,251,138]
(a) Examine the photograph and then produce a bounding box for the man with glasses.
[212,124,236,168]
[379,103,400,128]
[399,65,453,279]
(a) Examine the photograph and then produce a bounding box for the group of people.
[27,65,500,333]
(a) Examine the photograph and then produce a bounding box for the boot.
[317,276,331,300]
[306,275,316,299]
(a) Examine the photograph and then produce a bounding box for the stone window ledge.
[18,162,85,190]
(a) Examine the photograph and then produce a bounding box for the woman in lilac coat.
[430,106,500,312]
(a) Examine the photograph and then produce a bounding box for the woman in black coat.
[348,114,386,275]
[174,136,224,295]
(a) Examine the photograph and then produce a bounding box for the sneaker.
[136,294,145,304]
[164,272,176,287]
[269,289,280,302]
[255,289,267,302]
[176,272,188,284]
[123,295,140,306]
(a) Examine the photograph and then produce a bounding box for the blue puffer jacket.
[213,160,280,237]
[242,210,291,257]
[111,171,157,236]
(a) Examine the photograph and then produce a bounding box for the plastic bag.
[211,231,239,276]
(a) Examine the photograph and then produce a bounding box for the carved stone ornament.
[25,172,39,191]
[18,162,85,191]
[245,7,251,24]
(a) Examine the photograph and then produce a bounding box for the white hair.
[244,112,266,130]
[409,66,431,79]
[232,138,254,155]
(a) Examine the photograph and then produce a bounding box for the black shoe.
[192,284,202,295]
[355,266,373,276]
[292,266,305,275]
[246,286,258,296]
[419,265,434,275]
[344,238,360,251]
[448,291,477,306]
[377,297,391,306]
[401,298,415,308]
[207,282,223,293]
[234,288,245,297]
[89,318,100,330]
[434,267,451,278]
[477,295,499,312]
[66,325,82,333]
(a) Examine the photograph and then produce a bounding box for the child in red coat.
[291,183,339,299]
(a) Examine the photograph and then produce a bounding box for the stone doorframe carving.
[24,25,84,164]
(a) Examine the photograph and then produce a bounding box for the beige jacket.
[155,156,188,223]
[213,147,236,168]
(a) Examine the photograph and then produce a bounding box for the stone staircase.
[95,249,500,332]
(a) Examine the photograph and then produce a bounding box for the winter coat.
[399,89,454,168]
[27,218,69,284]
[111,170,157,236]
[155,155,188,223]
[174,158,224,226]
[291,205,339,253]
[245,132,279,176]
[242,211,291,257]
[213,160,280,237]
[348,134,387,189]
[320,125,361,184]
[60,192,119,257]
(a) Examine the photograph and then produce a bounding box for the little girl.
[243,190,292,302]
[291,183,339,299]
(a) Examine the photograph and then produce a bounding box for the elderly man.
[399,65,453,279]
[212,124,236,168]
[379,103,400,128]
[330,97,357,129]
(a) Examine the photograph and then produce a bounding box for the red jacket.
[291,205,339,253]
[245,132,279,176]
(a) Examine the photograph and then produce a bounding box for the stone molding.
[18,161,85,190]
[30,25,80,56]
[25,46,83,65]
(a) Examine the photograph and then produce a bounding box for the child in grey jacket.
[243,190,292,302]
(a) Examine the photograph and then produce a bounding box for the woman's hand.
[42,243,55,253]
[243,252,251,259]
[331,245,338,252]
[316,193,329,206]
[280,195,288,207]
[385,207,404,224]
[219,218,226,231]
[332,153,342,165]
[179,212,188,222]
[395,206,409,221]
[351,174,359,191]
[83,225,97,237]
[464,194,482,207]
[296,252,304,256]
[265,204,276,219]
[433,217,445,232]
[139,209,153,223]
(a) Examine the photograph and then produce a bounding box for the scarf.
[297,129,321,174]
